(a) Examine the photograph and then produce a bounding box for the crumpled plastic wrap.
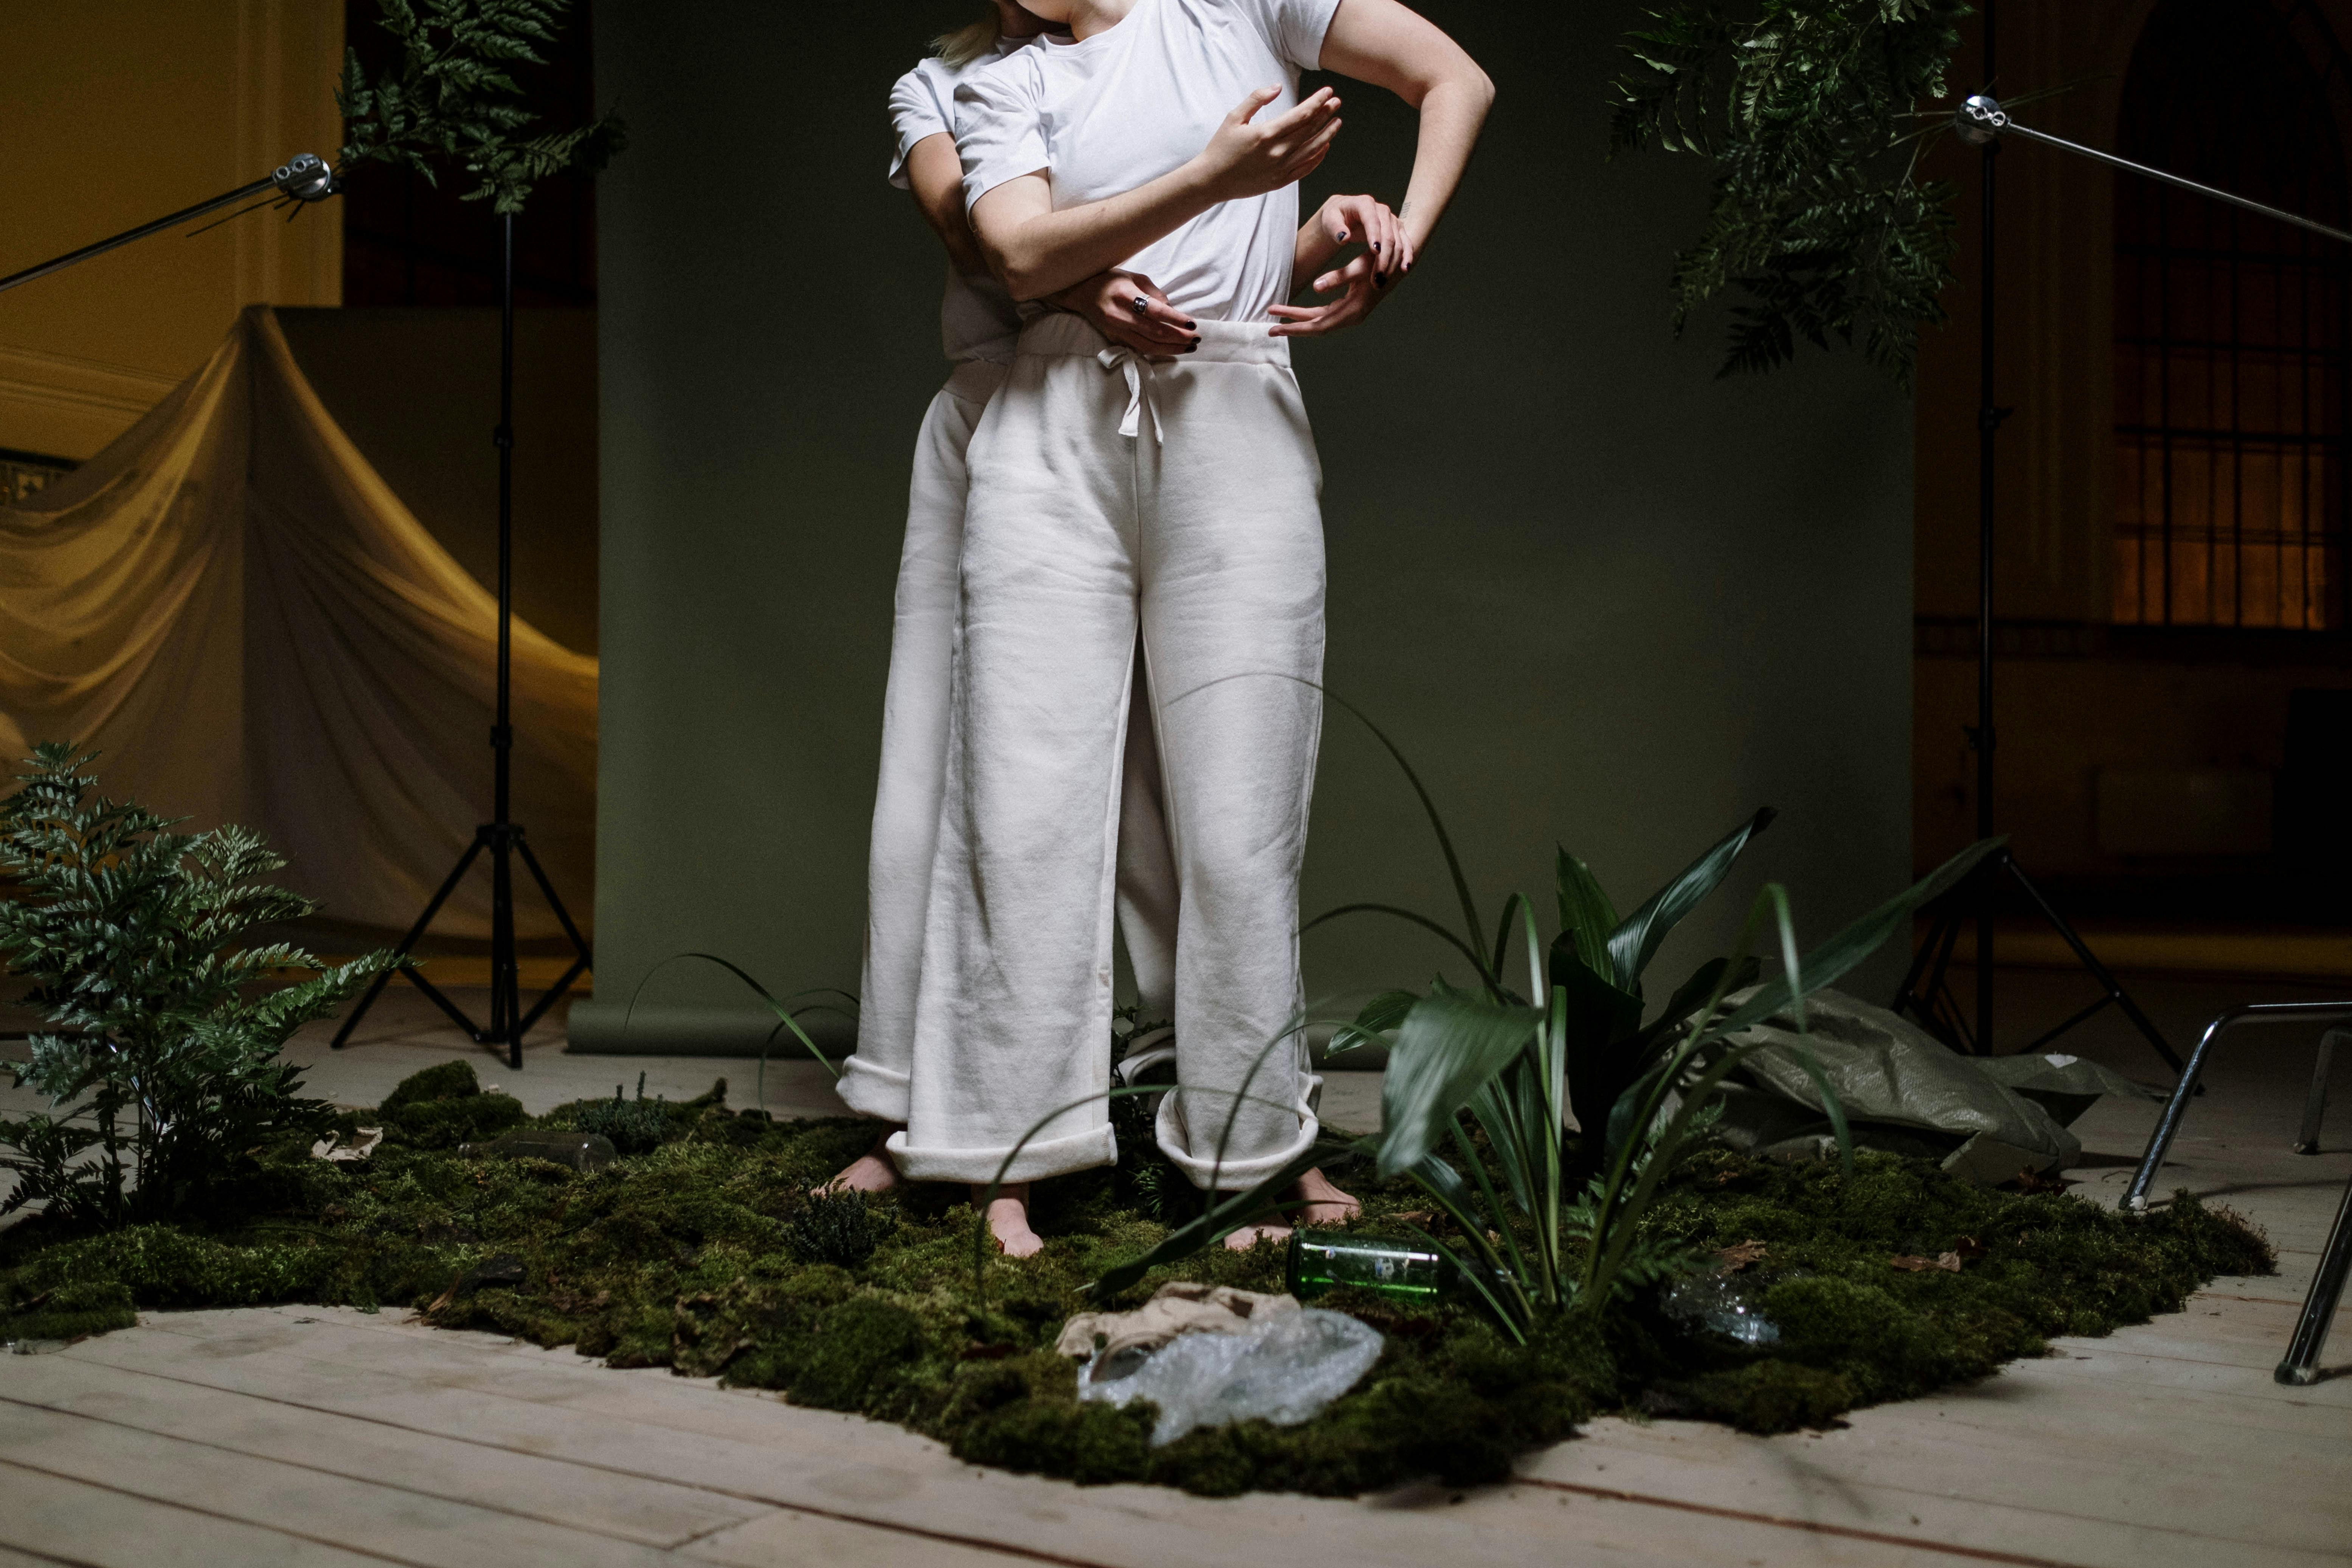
[1075,1306,1385,1444]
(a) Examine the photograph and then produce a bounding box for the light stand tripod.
[1896,73,2352,1068]
[329,210,592,1071]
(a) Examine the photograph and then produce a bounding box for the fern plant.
[1611,0,1970,387]
[0,745,398,1228]
[337,0,625,215]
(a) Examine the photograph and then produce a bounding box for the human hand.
[1193,85,1343,203]
[1305,193,1412,284]
[1049,270,1200,357]
[1271,196,1411,338]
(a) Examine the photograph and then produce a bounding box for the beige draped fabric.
[0,305,595,938]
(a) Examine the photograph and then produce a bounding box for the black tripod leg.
[488,829,521,1072]
[1893,905,1955,1016]
[511,835,592,1037]
[514,835,593,964]
[2006,861,2186,1074]
[331,835,487,1048]
[2276,1169,2352,1385]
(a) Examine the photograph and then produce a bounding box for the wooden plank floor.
[2,972,2348,1566]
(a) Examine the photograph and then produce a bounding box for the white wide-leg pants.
[893,316,1326,1190]
[841,359,1180,1124]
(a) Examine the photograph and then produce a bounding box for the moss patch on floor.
[0,1063,2273,1495]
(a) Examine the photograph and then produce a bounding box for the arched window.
[2113,0,2352,629]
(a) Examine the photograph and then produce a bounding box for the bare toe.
[1222,1222,1291,1251]
[816,1130,902,1197]
[1290,1167,1362,1226]
[978,1185,1043,1259]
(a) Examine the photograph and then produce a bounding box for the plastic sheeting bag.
[1077,1307,1383,1445]
[1705,989,2154,1179]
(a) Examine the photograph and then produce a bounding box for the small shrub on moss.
[578,1074,669,1155]
[784,1189,887,1267]
[0,1061,2277,1493]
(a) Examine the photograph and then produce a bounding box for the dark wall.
[576,0,1914,1052]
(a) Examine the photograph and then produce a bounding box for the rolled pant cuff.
[1157,1100,1323,1191]
[835,1056,911,1122]
[886,1122,1116,1185]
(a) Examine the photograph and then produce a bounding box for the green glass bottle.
[1286,1230,1446,1303]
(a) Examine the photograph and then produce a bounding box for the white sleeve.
[955,62,1049,211]
[1231,0,1342,70]
[886,65,950,191]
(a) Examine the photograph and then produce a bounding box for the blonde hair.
[935,13,1003,68]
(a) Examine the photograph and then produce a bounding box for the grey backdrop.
[570,0,1914,1056]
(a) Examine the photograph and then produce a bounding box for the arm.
[1316,0,1494,253]
[904,132,992,277]
[913,122,1202,354]
[972,86,1344,301]
[1268,0,1494,337]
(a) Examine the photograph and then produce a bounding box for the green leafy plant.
[0,745,398,1228]
[1610,0,1970,386]
[1079,703,2001,1343]
[337,0,625,214]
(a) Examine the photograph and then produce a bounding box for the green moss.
[372,1059,527,1150]
[0,1065,2275,1494]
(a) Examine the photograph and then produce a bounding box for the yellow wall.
[0,0,343,460]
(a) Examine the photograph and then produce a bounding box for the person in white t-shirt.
[891,0,1491,1256]
[829,3,1202,1196]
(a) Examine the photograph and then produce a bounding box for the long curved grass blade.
[1401,1158,1533,1330]
[1605,807,1775,992]
[1699,838,2003,1043]
[624,953,848,1088]
[1315,688,1488,978]
[1377,991,1543,1176]
[1305,903,1492,983]
[1085,1138,1364,1300]
[1759,883,1852,1176]
[1202,1015,1310,1191]
[1488,892,1527,1001]
[1400,1219,1526,1344]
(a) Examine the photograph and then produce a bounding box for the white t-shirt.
[888,36,1040,364]
[955,0,1341,323]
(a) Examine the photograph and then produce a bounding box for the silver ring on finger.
[1130,295,1151,317]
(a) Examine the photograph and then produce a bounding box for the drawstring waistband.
[1017,314,1291,445]
[1098,346,1161,443]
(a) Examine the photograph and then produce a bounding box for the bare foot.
[1287,1165,1361,1226]
[1222,1221,1290,1251]
[973,1181,1043,1258]
[817,1126,901,1197]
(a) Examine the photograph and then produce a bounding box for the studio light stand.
[0,156,587,1072]
[330,210,592,1071]
[1893,40,2352,1072]
[0,155,339,295]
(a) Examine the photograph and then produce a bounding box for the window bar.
[2161,179,2177,624]
[2229,197,2244,626]
[2297,184,2314,627]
